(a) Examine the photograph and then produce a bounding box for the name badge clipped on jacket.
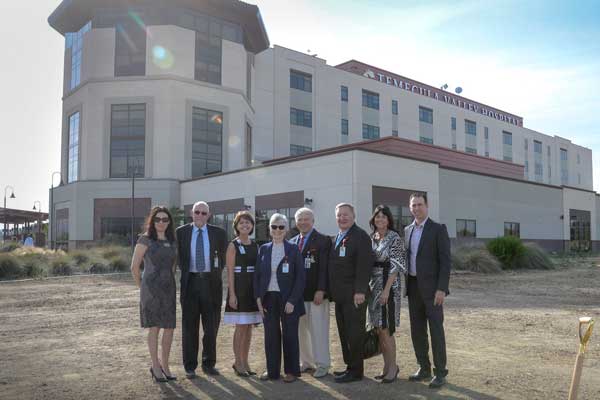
[304,251,313,269]
[339,237,348,257]
[213,250,219,268]
[282,256,289,273]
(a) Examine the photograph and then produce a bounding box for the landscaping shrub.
[70,251,90,267]
[513,243,555,270]
[89,262,109,274]
[486,236,526,270]
[452,246,502,274]
[21,255,45,278]
[98,234,129,247]
[51,259,73,276]
[0,241,21,253]
[108,256,129,272]
[0,254,24,279]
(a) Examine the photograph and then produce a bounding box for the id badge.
[282,263,289,273]
[339,246,346,257]
[213,257,219,268]
[238,245,246,255]
[304,257,311,269]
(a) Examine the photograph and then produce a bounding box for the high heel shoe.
[381,365,399,384]
[160,366,177,381]
[374,371,388,380]
[246,368,257,376]
[150,367,168,383]
[232,364,250,377]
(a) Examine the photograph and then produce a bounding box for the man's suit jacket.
[291,229,331,302]
[404,218,451,299]
[254,240,306,317]
[175,223,228,302]
[328,223,374,304]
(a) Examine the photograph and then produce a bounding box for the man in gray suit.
[404,192,451,388]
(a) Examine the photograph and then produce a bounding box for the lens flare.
[151,45,175,69]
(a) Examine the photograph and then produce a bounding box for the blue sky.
[0,0,599,212]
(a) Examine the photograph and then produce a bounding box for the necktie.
[195,228,206,272]
[335,232,343,248]
[298,235,305,252]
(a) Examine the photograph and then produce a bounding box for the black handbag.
[363,324,381,359]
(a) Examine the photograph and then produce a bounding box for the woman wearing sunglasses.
[254,213,306,383]
[131,206,178,383]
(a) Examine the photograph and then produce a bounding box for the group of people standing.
[130,192,451,389]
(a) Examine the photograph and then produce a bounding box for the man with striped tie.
[176,201,228,379]
[328,203,374,383]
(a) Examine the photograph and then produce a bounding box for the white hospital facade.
[48,0,597,251]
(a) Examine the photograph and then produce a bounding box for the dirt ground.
[1,261,599,400]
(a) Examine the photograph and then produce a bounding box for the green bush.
[513,243,554,270]
[486,236,526,269]
[452,246,503,273]
[89,262,109,274]
[108,256,129,272]
[51,259,73,276]
[0,241,21,253]
[0,254,24,279]
[21,256,45,278]
[98,234,129,247]
[70,251,90,266]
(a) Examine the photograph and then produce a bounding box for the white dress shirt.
[409,217,428,276]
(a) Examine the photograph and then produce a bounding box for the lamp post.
[3,185,16,243]
[33,201,42,243]
[49,172,63,250]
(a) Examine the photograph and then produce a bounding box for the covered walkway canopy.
[1,207,48,242]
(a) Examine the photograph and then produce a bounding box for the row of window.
[456,219,521,238]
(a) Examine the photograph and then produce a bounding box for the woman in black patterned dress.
[224,211,262,377]
[131,206,177,382]
[368,205,407,383]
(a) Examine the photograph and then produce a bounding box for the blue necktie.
[335,232,343,248]
[195,229,206,272]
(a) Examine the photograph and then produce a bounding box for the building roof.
[0,208,49,224]
[48,0,270,53]
[264,136,525,181]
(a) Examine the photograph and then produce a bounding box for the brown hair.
[143,206,176,243]
[369,204,396,235]
[233,210,255,235]
[409,192,428,205]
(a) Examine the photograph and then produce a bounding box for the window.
[503,131,513,162]
[192,107,222,177]
[504,222,520,237]
[392,100,398,115]
[290,108,312,128]
[503,131,512,145]
[452,144,457,150]
[534,140,542,154]
[246,52,253,102]
[560,148,568,185]
[419,107,433,124]
[484,127,489,139]
[362,124,380,140]
[451,117,456,130]
[255,208,299,244]
[524,139,528,151]
[194,18,222,84]
[525,160,529,174]
[392,130,398,137]
[485,151,489,157]
[67,112,80,183]
[211,212,236,241]
[465,120,476,136]
[362,90,379,110]
[290,144,311,156]
[456,219,476,238]
[65,22,91,89]
[341,119,349,144]
[577,154,581,164]
[341,85,348,102]
[466,147,477,154]
[534,140,543,181]
[100,217,144,240]
[420,137,434,145]
[245,123,252,167]
[110,104,145,178]
[578,173,581,185]
[290,70,312,92]
[115,21,147,77]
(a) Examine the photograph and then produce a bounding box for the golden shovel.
[568,317,594,400]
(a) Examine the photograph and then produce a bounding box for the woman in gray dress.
[131,206,177,383]
[368,205,407,383]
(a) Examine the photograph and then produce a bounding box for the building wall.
[562,187,597,241]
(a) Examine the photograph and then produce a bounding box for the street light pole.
[131,162,136,252]
[50,172,62,250]
[3,185,16,243]
[33,201,42,244]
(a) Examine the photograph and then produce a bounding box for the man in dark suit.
[176,201,228,378]
[328,203,374,383]
[404,192,451,388]
[291,208,331,378]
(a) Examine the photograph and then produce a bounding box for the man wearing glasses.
[176,201,228,378]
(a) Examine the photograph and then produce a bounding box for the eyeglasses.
[153,217,170,223]
[270,225,286,230]
[194,211,208,216]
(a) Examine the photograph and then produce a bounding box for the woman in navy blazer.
[254,213,305,382]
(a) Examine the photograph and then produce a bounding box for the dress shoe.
[202,366,220,376]
[283,374,297,383]
[429,375,446,388]
[381,365,399,384]
[408,368,432,382]
[232,364,249,377]
[259,371,279,381]
[333,368,349,377]
[334,373,362,383]
[160,366,177,381]
[300,365,315,373]
[312,367,329,379]
[185,370,197,379]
